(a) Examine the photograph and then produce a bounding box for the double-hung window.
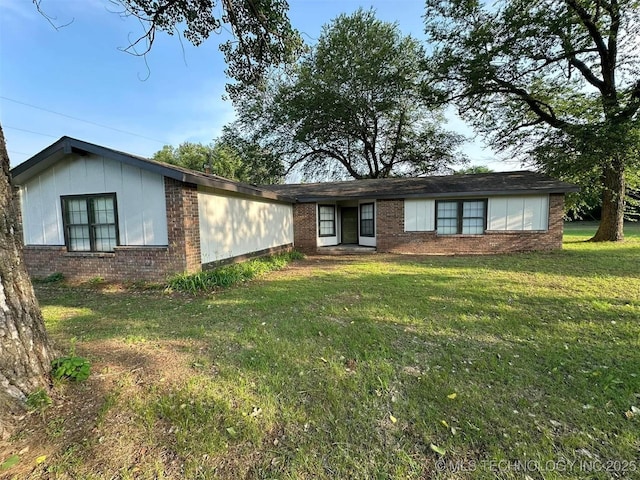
[359,203,375,237]
[436,199,486,235]
[318,205,336,237]
[62,194,119,252]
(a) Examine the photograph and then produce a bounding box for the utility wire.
[0,96,170,144]
[5,125,58,138]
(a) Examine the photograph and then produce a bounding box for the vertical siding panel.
[424,199,435,231]
[404,200,417,231]
[23,182,43,244]
[523,198,534,230]
[506,198,525,230]
[39,167,62,244]
[55,158,71,194]
[139,169,168,245]
[18,153,167,247]
[529,195,548,230]
[541,195,549,230]
[51,164,63,244]
[197,187,293,263]
[403,199,434,231]
[488,197,506,230]
[120,164,144,245]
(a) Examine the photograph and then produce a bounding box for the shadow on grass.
[31,245,640,478]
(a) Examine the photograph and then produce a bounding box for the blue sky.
[0,0,517,172]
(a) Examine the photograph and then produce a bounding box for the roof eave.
[184,173,294,203]
[11,137,294,204]
[293,187,580,203]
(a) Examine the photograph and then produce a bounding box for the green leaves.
[239,9,465,180]
[425,0,640,237]
[26,388,52,411]
[0,455,20,471]
[153,129,285,185]
[430,444,447,456]
[167,251,304,293]
[117,0,303,101]
[51,355,91,382]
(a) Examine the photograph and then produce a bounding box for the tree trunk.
[591,157,625,242]
[0,124,54,438]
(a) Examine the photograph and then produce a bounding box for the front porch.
[317,245,376,255]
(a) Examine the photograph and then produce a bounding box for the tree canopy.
[237,9,466,180]
[425,0,640,241]
[111,0,303,100]
[455,165,494,175]
[154,128,284,184]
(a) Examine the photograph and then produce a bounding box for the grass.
[2,221,639,479]
[167,250,305,293]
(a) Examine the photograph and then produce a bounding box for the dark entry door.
[341,207,358,244]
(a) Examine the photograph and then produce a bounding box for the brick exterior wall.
[292,203,317,254]
[164,178,201,274]
[376,194,566,254]
[22,177,202,282]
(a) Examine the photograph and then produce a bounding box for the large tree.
[241,9,465,180]
[425,0,640,241]
[0,126,55,438]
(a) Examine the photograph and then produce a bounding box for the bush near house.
[167,251,305,293]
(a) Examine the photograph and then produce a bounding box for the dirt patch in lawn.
[0,338,205,479]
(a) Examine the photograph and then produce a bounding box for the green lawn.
[6,222,640,479]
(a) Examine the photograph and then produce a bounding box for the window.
[436,200,486,235]
[318,205,336,237]
[360,203,375,237]
[62,194,119,252]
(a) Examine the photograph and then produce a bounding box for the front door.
[341,207,358,244]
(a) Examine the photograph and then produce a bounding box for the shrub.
[51,340,91,382]
[167,250,304,294]
[51,356,91,382]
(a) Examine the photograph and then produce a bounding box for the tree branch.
[565,0,617,91]
[33,0,74,30]
[492,79,571,130]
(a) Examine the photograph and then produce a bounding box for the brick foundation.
[22,177,202,282]
[22,246,185,282]
[376,194,565,254]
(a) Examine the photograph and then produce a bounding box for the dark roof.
[261,171,579,202]
[11,138,578,204]
[10,136,293,203]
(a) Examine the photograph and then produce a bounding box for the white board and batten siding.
[404,199,436,231]
[404,195,549,232]
[19,153,168,246]
[487,196,549,231]
[197,186,294,264]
